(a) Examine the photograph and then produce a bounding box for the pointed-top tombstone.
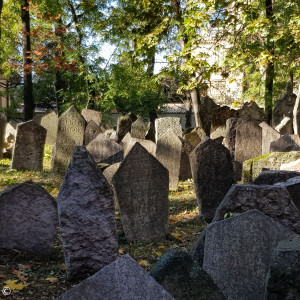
[84,120,102,146]
[155,117,182,143]
[131,116,147,139]
[259,122,280,155]
[35,111,58,145]
[113,143,169,242]
[57,146,118,281]
[270,134,300,152]
[81,108,102,127]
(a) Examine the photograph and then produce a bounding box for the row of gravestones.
[1,142,300,298]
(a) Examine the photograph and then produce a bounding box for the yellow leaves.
[45,277,58,283]
[138,260,149,266]
[171,231,183,242]
[4,279,27,291]
[158,245,165,249]
[154,251,162,257]
[119,249,126,254]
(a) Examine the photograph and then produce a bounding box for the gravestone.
[155,117,182,143]
[184,127,206,147]
[145,122,156,142]
[238,101,266,123]
[103,163,121,186]
[57,146,118,281]
[11,120,46,171]
[116,113,136,143]
[179,137,194,180]
[0,182,57,256]
[0,112,7,159]
[81,108,102,126]
[235,120,262,163]
[259,122,280,155]
[199,95,219,135]
[270,134,300,152]
[113,143,169,242]
[212,184,300,234]
[252,169,300,185]
[35,111,58,145]
[130,116,147,139]
[280,158,300,172]
[84,120,102,146]
[203,210,296,300]
[210,125,226,143]
[210,105,239,133]
[189,228,207,267]
[56,255,174,300]
[52,105,86,171]
[156,130,182,190]
[275,116,294,135]
[189,137,235,222]
[86,133,123,163]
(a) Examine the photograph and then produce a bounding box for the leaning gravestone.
[57,146,118,281]
[203,209,296,300]
[189,137,235,222]
[52,105,86,171]
[11,120,46,171]
[0,112,7,159]
[238,101,266,123]
[0,182,57,256]
[259,122,280,155]
[84,120,102,146]
[275,116,294,135]
[252,169,300,185]
[130,116,147,139]
[210,105,239,133]
[235,120,262,163]
[183,127,206,147]
[81,108,102,127]
[35,111,58,145]
[103,163,121,186]
[155,117,182,143]
[270,134,300,152]
[156,130,182,190]
[199,95,219,136]
[212,184,300,234]
[55,254,174,300]
[179,137,194,180]
[113,143,169,242]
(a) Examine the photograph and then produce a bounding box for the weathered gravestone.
[55,254,174,300]
[179,137,194,180]
[224,118,244,158]
[0,182,57,256]
[130,116,147,139]
[103,162,121,186]
[210,105,239,133]
[266,236,300,300]
[155,117,182,143]
[212,184,300,234]
[156,130,182,190]
[203,209,296,300]
[11,120,46,171]
[235,120,262,163]
[81,108,102,127]
[189,137,235,222]
[113,143,169,242]
[150,250,225,300]
[57,146,118,280]
[280,158,300,172]
[0,112,7,159]
[252,169,300,185]
[259,122,280,155]
[52,105,86,171]
[34,111,58,145]
[275,116,294,135]
[84,120,102,146]
[199,95,219,136]
[116,113,137,143]
[270,134,300,152]
[86,133,123,164]
[238,101,266,123]
[183,127,206,147]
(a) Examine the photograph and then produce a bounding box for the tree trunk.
[184,100,192,129]
[0,0,3,40]
[293,84,300,135]
[21,0,34,121]
[191,88,201,128]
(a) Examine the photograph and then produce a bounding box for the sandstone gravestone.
[156,130,182,190]
[84,120,102,146]
[103,163,121,186]
[35,111,58,145]
[179,137,194,180]
[86,133,123,164]
[52,105,86,171]
[259,122,280,155]
[199,95,219,136]
[189,137,235,222]
[280,158,300,172]
[81,108,102,126]
[57,146,118,280]
[252,169,300,185]
[203,210,296,300]
[224,118,244,158]
[183,127,206,147]
[210,105,239,133]
[238,101,266,123]
[0,112,7,159]
[235,120,262,163]
[0,182,57,256]
[155,117,182,143]
[275,116,294,135]
[11,120,46,171]
[113,143,169,242]
[130,116,147,139]
[270,134,300,152]
[56,255,174,300]
[212,184,300,234]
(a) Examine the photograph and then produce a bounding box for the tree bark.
[21,0,34,121]
[293,84,300,135]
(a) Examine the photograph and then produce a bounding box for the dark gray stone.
[116,113,136,143]
[150,250,225,300]
[155,117,182,143]
[266,236,300,300]
[252,169,300,185]
[55,254,174,300]
[189,138,235,222]
[199,95,219,136]
[0,182,57,256]
[81,108,102,127]
[270,134,300,152]
[131,116,147,139]
[189,228,207,267]
[0,112,7,159]
[84,120,102,146]
[99,150,123,165]
[210,105,239,133]
[224,118,244,158]
[57,146,118,280]
[203,209,296,300]
[179,137,194,180]
[113,143,169,242]
[11,120,46,171]
[259,122,280,155]
[212,184,300,234]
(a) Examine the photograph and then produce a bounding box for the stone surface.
[57,146,118,280]
[84,120,102,146]
[113,143,169,242]
[210,125,226,141]
[235,120,262,163]
[103,163,121,186]
[224,118,244,158]
[0,112,7,159]
[275,116,294,135]
[212,184,300,234]
[238,101,266,123]
[0,182,57,256]
[259,122,280,155]
[56,254,174,300]
[81,108,102,127]
[266,236,300,300]
[86,133,123,163]
[252,169,300,185]
[34,111,58,145]
[210,105,239,133]
[199,95,219,136]
[156,130,182,190]
[270,134,300,152]
[116,113,136,143]
[189,228,207,267]
[130,116,147,139]
[203,210,296,300]
[52,106,86,171]
[189,137,235,222]
[179,137,194,180]
[183,130,202,147]
[280,158,300,171]
[150,250,225,300]
[11,120,46,171]
[155,117,182,143]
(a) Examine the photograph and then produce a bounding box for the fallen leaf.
[118,249,126,254]
[158,245,165,249]
[60,264,66,270]
[154,251,162,257]
[138,260,149,266]
[4,279,27,291]
[45,277,58,283]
